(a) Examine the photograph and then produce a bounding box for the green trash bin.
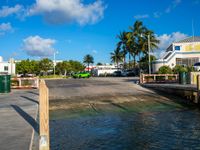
[179,72,187,85]
[0,75,11,93]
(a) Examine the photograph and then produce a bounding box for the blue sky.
[0,0,200,63]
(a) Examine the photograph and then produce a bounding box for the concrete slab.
[0,89,38,150]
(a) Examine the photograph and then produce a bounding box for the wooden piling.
[39,80,49,150]
[196,75,200,104]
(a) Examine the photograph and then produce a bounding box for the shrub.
[172,65,188,73]
[158,66,173,74]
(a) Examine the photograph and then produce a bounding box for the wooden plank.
[39,80,49,150]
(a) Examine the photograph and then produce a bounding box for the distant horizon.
[0,0,200,63]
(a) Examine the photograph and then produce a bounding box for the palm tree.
[142,29,160,56]
[129,20,160,70]
[129,21,146,62]
[117,31,128,68]
[110,47,123,69]
[83,54,94,72]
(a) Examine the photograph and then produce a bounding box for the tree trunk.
[138,52,141,74]
[117,60,119,70]
[128,53,130,69]
[133,54,136,68]
[123,55,126,69]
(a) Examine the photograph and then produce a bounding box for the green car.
[72,72,91,78]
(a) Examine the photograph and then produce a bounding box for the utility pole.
[148,34,151,74]
[53,51,58,76]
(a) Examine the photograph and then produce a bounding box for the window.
[176,58,199,66]
[4,66,8,71]
[175,46,181,50]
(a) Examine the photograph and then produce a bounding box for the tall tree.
[16,59,39,75]
[83,54,94,72]
[110,47,123,69]
[39,58,53,75]
[117,31,128,67]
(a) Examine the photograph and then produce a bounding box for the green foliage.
[172,65,188,73]
[16,58,85,77]
[16,59,39,75]
[115,20,159,69]
[139,55,156,73]
[83,54,94,71]
[110,47,123,67]
[56,60,85,75]
[68,60,85,72]
[39,75,68,79]
[158,66,173,74]
[39,58,53,74]
[96,62,103,66]
[187,66,195,72]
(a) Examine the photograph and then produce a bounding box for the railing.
[39,80,49,150]
[11,77,39,89]
[140,74,178,84]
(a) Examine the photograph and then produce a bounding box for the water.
[50,100,200,150]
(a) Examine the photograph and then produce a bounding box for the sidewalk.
[0,89,38,150]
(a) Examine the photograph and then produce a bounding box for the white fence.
[11,77,39,89]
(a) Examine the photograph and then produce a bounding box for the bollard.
[39,80,49,150]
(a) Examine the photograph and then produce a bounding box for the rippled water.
[50,102,200,150]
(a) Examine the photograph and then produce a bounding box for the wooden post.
[153,75,156,81]
[196,75,200,104]
[39,80,49,150]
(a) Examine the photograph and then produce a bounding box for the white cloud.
[22,35,56,57]
[27,0,105,25]
[154,32,188,58]
[0,22,13,35]
[165,0,181,13]
[0,4,23,17]
[0,22,12,31]
[134,14,149,19]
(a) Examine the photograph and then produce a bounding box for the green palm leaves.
[111,20,160,70]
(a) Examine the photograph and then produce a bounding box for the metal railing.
[140,74,178,84]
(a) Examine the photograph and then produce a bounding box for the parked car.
[72,72,91,78]
[113,71,122,77]
[122,70,135,77]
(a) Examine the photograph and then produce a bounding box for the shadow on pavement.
[21,96,39,104]
[11,105,39,134]
[27,91,39,96]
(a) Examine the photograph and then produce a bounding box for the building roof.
[174,36,200,43]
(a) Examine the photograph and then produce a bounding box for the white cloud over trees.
[22,35,56,57]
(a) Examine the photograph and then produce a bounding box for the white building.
[152,36,200,73]
[92,64,118,76]
[0,56,16,75]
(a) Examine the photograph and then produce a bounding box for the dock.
[0,89,38,150]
